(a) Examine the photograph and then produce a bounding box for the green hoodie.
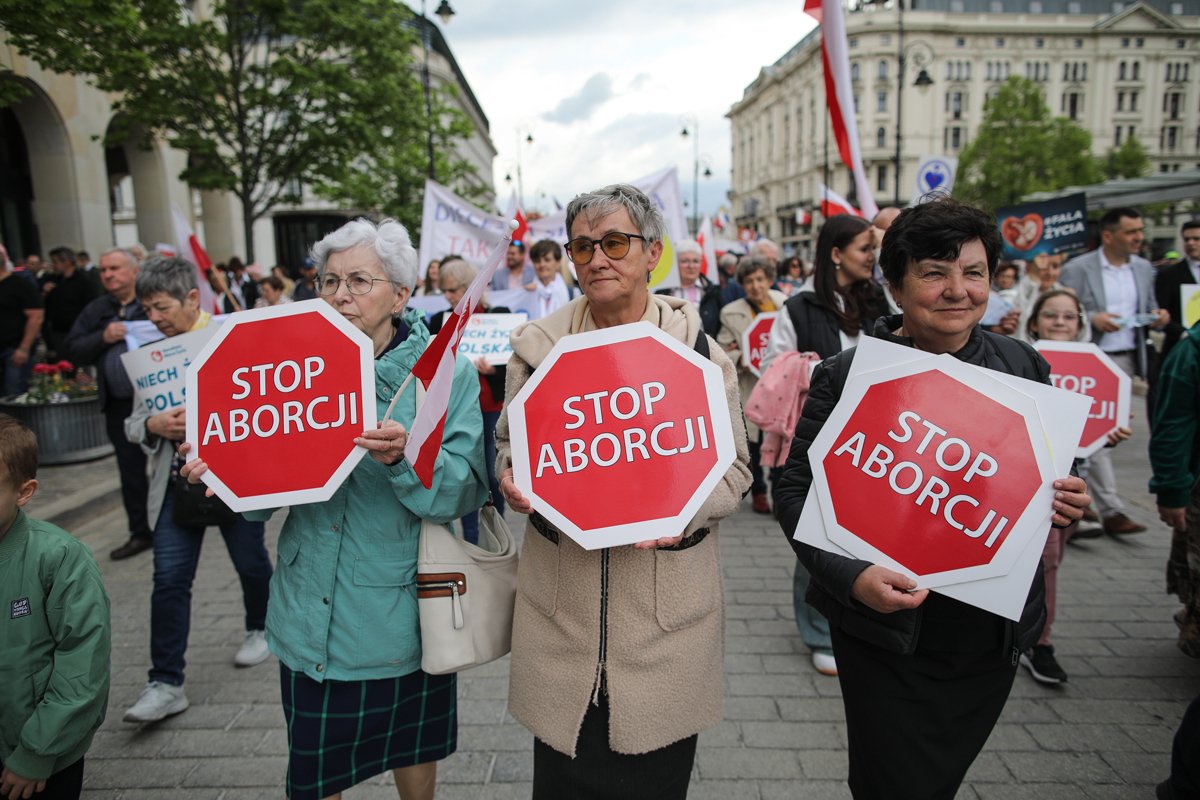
[0,510,110,779]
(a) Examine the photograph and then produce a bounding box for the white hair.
[310,218,418,290]
[675,239,702,256]
[751,238,779,258]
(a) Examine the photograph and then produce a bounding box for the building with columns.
[727,0,1199,255]
[0,8,495,273]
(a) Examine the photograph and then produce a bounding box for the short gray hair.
[310,218,418,290]
[136,255,198,302]
[737,256,776,285]
[675,239,702,256]
[565,184,666,243]
[439,258,477,289]
[100,247,139,269]
[751,238,779,259]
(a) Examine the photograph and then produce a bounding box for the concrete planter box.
[0,397,113,465]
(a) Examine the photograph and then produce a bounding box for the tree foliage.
[956,77,1103,210]
[1104,135,1150,180]
[0,0,480,260]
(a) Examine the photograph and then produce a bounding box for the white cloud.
[442,2,817,219]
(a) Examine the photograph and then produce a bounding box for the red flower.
[32,363,51,375]
[57,360,74,372]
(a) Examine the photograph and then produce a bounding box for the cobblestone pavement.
[31,416,1200,799]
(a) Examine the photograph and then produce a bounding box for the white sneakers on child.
[234,630,270,667]
[123,681,189,723]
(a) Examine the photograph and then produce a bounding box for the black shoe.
[110,536,153,560]
[1070,525,1103,540]
[1020,644,1068,684]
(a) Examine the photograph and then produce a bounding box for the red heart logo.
[1001,213,1044,251]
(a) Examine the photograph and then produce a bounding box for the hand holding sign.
[508,322,736,550]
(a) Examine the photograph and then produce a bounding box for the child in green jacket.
[0,414,111,800]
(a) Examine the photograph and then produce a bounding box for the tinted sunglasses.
[564,231,647,265]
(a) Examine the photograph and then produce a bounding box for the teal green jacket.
[248,312,488,682]
[0,511,110,779]
[1150,321,1200,508]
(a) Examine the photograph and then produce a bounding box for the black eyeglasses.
[318,272,396,296]
[564,232,647,265]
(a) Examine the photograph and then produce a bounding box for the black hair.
[1099,207,1141,232]
[529,239,562,262]
[879,197,1001,288]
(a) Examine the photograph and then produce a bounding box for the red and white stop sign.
[508,322,736,549]
[808,357,1057,587]
[185,300,376,512]
[1033,341,1131,457]
[741,312,778,378]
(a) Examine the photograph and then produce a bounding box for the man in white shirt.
[1061,207,1169,536]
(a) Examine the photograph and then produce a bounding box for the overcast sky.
[441,1,818,220]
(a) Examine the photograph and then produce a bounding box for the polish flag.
[403,223,516,488]
[502,193,530,247]
[697,216,717,276]
[171,207,222,314]
[805,0,879,219]
[819,184,863,219]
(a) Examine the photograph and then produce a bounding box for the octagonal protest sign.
[508,321,735,549]
[741,312,778,378]
[1033,340,1131,458]
[185,299,376,512]
[808,356,1057,587]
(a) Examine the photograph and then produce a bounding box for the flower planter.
[0,396,114,465]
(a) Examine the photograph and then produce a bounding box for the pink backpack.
[744,351,822,468]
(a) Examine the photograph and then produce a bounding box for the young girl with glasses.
[1022,289,1131,685]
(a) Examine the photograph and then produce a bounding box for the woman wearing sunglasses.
[494,184,752,800]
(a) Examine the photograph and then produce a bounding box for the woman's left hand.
[633,534,685,550]
[175,442,217,497]
[1051,475,1090,527]
[356,419,408,466]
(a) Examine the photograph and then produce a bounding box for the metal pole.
[516,130,525,209]
[421,1,436,181]
[894,0,904,205]
[693,121,700,235]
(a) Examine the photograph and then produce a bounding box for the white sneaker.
[811,650,838,676]
[123,681,189,723]
[234,630,270,667]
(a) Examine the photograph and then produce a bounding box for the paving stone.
[697,748,804,780]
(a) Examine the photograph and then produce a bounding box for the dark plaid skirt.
[280,663,457,800]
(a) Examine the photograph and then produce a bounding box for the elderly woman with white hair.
[654,238,723,336]
[186,218,487,800]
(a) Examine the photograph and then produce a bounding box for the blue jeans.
[149,486,273,686]
[793,562,832,653]
[0,346,33,397]
[461,410,504,545]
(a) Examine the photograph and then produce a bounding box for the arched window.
[876,127,887,148]
[878,60,889,80]
[851,62,861,81]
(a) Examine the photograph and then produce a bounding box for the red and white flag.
[697,216,717,276]
[403,224,515,488]
[171,207,222,314]
[805,0,879,219]
[819,183,863,219]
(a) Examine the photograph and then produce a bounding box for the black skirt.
[280,663,457,800]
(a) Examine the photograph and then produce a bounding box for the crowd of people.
[1,193,1198,800]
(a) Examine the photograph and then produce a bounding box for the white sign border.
[808,354,1058,588]
[185,299,377,513]
[508,321,736,550]
[1033,340,1131,458]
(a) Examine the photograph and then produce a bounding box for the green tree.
[313,84,487,234]
[0,0,477,261]
[1103,135,1150,180]
[956,77,1103,210]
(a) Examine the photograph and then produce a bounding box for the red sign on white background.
[740,312,778,378]
[807,356,1057,588]
[1033,341,1131,457]
[185,300,376,512]
[508,322,736,549]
